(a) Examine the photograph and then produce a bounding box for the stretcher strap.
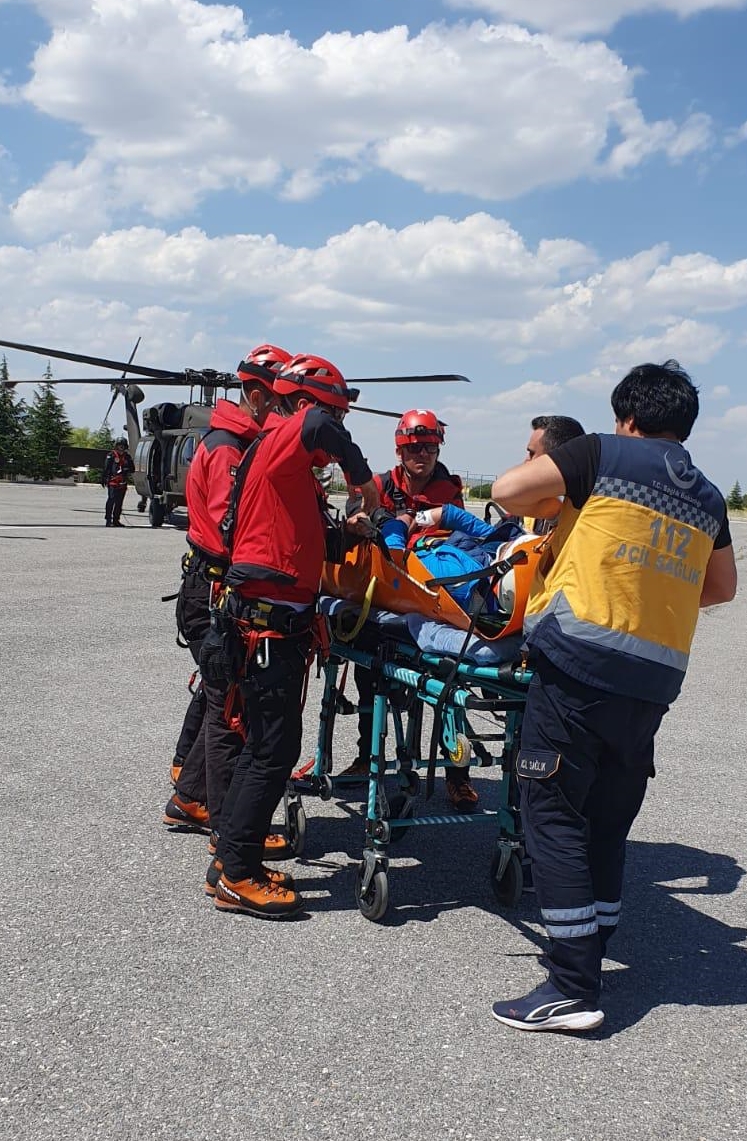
[300,622,327,712]
[335,577,377,643]
[424,550,528,590]
[426,680,459,801]
[224,683,246,740]
[313,612,330,662]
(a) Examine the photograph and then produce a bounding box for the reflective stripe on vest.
[524,589,690,673]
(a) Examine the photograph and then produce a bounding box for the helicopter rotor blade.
[101,338,142,424]
[1,340,471,391]
[120,337,141,378]
[348,405,402,419]
[345,374,470,385]
[102,388,120,424]
[10,376,194,386]
[0,339,184,381]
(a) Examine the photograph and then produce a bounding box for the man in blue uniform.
[488,361,737,1033]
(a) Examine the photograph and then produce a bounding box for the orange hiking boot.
[263,832,293,860]
[207,830,219,855]
[205,857,293,897]
[214,873,304,918]
[169,755,185,786]
[162,794,211,834]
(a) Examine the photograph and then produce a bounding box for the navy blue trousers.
[518,653,668,1002]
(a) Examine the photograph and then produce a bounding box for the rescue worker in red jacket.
[102,438,135,527]
[341,410,480,812]
[163,345,290,841]
[211,354,379,918]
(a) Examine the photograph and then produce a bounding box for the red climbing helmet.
[237,344,292,393]
[395,409,445,449]
[273,353,351,412]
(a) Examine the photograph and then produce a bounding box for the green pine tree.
[0,356,29,478]
[727,481,744,511]
[25,380,72,480]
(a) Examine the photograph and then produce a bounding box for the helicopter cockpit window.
[180,436,198,464]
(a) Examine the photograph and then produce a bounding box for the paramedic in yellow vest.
[488,360,737,1034]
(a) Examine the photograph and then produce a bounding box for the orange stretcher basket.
[321,533,546,642]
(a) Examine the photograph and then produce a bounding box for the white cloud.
[596,319,729,367]
[725,121,747,147]
[712,384,730,397]
[566,364,626,393]
[4,216,747,369]
[491,380,562,407]
[3,212,746,484]
[704,404,747,431]
[553,247,747,337]
[446,0,747,36]
[601,107,713,176]
[5,4,715,237]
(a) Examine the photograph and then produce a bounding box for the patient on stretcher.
[380,502,530,616]
[374,502,543,662]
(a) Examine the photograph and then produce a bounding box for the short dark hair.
[531,415,585,451]
[611,360,699,441]
[280,391,315,415]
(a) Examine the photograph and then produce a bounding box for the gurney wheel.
[387,793,414,845]
[450,733,472,768]
[287,802,307,857]
[490,849,523,908]
[355,864,389,922]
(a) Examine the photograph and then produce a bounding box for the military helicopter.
[0,337,468,527]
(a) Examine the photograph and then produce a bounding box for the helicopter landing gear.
[148,498,166,528]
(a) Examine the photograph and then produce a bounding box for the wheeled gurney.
[284,577,534,922]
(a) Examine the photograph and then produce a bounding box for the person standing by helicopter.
[163,346,291,838]
[210,354,379,919]
[101,438,135,527]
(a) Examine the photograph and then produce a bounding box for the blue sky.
[1,0,746,491]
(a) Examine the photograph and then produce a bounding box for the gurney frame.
[285,630,532,922]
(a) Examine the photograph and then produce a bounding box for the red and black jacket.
[347,461,463,547]
[102,450,135,488]
[185,399,262,565]
[226,407,372,605]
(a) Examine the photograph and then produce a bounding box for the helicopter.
[0,338,469,527]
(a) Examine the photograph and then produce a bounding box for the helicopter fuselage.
[132,401,212,526]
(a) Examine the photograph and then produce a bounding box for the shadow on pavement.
[500,839,747,1035]
[296,784,747,1028]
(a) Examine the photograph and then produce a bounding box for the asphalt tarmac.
[2,482,746,1141]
